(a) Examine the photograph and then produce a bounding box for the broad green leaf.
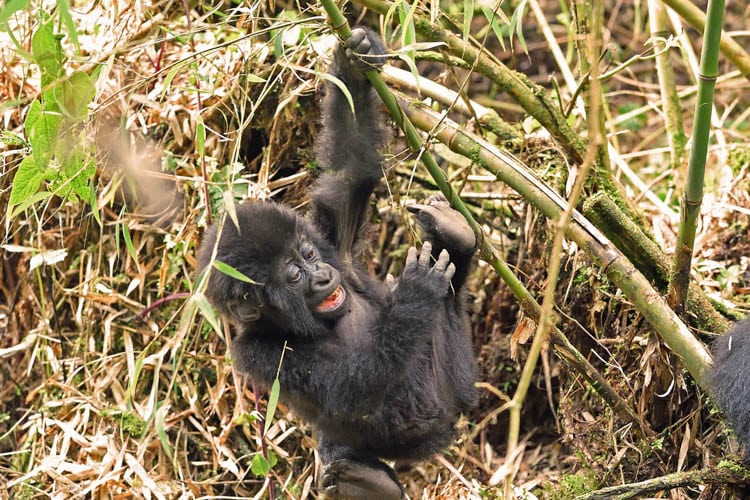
[55,71,95,119]
[31,18,65,86]
[213,260,258,284]
[264,378,280,435]
[9,154,46,207]
[25,99,62,169]
[61,145,95,200]
[251,454,271,477]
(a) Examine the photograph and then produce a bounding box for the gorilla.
[197,27,478,498]
[710,319,750,458]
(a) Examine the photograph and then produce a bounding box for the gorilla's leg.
[408,193,475,288]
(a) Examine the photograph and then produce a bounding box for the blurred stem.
[667,0,725,313]
[572,0,612,183]
[662,0,750,79]
[647,0,686,168]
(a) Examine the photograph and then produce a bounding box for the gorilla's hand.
[340,26,387,77]
[408,193,476,254]
[401,242,456,298]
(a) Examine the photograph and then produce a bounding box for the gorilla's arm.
[311,28,386,261]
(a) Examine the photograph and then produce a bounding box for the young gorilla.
[710,319,750,458]
[197,28,478,498]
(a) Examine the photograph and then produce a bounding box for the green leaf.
[25,99,62,169]
[0,0,28,28]
[10,190,52,218]
[9,154,46,206]
[213,260,258,284]
[56,0,79,50]
[251,454,271,477]
[194,292,222,335]
[196,117,205,156]
[60,145,95,201]
[264,378,280,435]
[55,71,95,119]
[463,0,474,41]
[122,222,137,262]
[155,403,173,460]
[31,18,65,86]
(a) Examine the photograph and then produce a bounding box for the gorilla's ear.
[227,299,261,324]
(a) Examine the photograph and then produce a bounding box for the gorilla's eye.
[286,264,303,283]
[302,245,316,261]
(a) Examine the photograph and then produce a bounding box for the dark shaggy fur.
[197,28,478,498]
[711,319,750,457]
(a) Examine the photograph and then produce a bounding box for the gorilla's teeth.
[316,286,346,312]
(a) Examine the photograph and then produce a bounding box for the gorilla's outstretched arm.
[311,28,387,261]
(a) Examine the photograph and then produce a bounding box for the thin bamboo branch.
[662,0,750,79]
[318,0,653,442]
[668,0,725,312]
[399,99,713,386]
[647,0,687,168]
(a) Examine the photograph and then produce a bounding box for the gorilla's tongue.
[316,285,346,312]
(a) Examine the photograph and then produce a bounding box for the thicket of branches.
[1,0,749,498]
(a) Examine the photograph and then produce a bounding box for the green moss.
[543,470,600,499]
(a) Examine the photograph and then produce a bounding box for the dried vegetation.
[1,0,749,498]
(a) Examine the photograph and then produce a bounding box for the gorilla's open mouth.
[315,285,346,313]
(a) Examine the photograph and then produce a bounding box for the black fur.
[197,27,478,498]
[710,319,750,457]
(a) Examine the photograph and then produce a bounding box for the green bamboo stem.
[668,0,725,312]
[647,0,686,168]
[662,0,750,79]
[399,99,713,387]
[319,1,652,437]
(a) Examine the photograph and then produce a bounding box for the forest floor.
[1,1,750,499]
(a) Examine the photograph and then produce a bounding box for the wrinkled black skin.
[198,28,478,498]
[710,319,750,458]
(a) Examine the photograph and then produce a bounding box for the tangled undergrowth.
[1,1,749,498]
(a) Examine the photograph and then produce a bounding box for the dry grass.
[1,1,749,499]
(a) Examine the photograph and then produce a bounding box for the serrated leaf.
[25,99,62,169]
[31,19,65,86]
[251,454,271,477]
[9,154,46,207]
[264,378,280,435]
[212,260,258,284]
[55,71,95,119]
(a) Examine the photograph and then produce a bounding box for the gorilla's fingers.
[445,263,456,282]
[404,246,418,273]
[434,248,451,271]
[418,242,432,270]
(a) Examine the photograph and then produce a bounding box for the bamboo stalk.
[662,0,750,79]
[647,0,687,168]
[668,0,725,312]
